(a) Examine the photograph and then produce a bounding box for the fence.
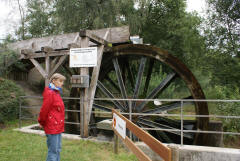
[19,96,240,147]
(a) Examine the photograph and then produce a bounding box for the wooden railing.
[112,109,171,161]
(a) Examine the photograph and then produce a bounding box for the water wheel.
[67,44,209,145]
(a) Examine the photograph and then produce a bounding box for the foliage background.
[1,0,240,142]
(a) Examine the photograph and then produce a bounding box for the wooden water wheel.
[67,44,209,145]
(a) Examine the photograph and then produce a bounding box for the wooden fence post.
[114,133,119,154]
[167,144,179,161]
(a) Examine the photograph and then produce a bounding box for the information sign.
[70,47,97,67]
[113,113,126,139]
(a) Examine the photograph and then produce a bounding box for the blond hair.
[50,73,66,82]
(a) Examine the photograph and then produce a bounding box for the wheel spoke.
[155,116,181,129]
[143,116,195,130]
[126,61,135,90]
[143,59,154,96]
[138,121,173,143]
[93,103,112,112]
[122,61,127,85]
[136,73,176,112]
[132,57,147,109]
[113,58,129,108]
[137,118,193,139]
[105,75,120,93]
[97,80,126,111]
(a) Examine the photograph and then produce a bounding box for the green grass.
[0,121,137,161]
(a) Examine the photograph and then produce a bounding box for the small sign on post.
[113,113,126,139]
[70,47,97,67]
[70,75,89,88]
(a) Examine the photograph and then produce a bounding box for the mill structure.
[9,26,210,146]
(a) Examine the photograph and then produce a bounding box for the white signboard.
[113,113,126,139]
[70,47,97,67]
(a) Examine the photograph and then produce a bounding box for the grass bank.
[0,121,137,161]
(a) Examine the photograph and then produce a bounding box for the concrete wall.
[178,145,240,161]
[136,142,240,161]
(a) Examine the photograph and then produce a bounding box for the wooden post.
[114,133,119,154]
[45,55,50,86]
[80,36,89,138]
[167,144,179,161]
[42,46,53,86]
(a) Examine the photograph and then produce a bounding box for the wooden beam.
[51,56,60,66]
[87,45,104,122]
[87,29,110,123]
[80,30,110,46]
[22,47,112,59]
[49,55,67,76]
[30,58,47,78]
[45,55,50,86]
[41,46,53,53]
[24,50,69,59]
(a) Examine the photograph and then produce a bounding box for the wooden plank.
[113,129,152,161]
[87,45,104,121]
[30,58,47,78]
[80,30,110,46]
[9,26,130,54]
[87,29,110,123]
[49,55,67,76]
[112,109,171,161]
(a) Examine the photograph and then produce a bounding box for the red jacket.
[38,87,65,134]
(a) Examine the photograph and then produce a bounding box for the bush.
[205,85,240,137]
[0,78,25,123]
[0,47,27,78]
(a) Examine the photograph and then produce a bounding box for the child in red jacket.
[38,73,66,161]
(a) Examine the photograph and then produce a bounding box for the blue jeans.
[46,133,62,161]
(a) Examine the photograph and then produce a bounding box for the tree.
[206,0,240,57]
[21,0,57,37]
[141,0,207,70]
[202,0,240,87]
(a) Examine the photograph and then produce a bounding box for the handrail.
[112,109,171,161]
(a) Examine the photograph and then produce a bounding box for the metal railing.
[19,96,240,146]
